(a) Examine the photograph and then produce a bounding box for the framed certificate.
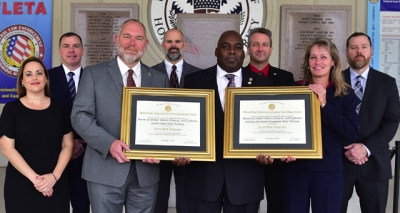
[223,86,322,159]
[120,88,215,161]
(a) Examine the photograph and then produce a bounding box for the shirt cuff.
[362,144,371,157]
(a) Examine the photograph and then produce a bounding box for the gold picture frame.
[224,86,322,159]
[121,87,215,161]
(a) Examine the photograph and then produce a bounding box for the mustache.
[168,47,180,52]
[355,54,365,59]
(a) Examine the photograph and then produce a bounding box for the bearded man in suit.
[152,28,200,213]
[340,32,400,213]
[71,19,169,213]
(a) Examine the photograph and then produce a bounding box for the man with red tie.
[245,28,295,213]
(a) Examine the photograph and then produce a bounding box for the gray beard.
[166,51,181,62]
[119,48,145,64]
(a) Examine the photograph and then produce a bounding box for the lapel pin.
[273,73,277,75]
[248,77,253,85]
[148,72,152,76]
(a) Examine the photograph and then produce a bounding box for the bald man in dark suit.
[183,30,273,213]
[152,28,200,213]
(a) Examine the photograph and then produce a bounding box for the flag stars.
[194,0,220,9]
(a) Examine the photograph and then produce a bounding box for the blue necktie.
[225,74,236,87]
[354,75,363,114]
[68,72,76,101]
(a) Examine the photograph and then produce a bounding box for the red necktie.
[170,65,179,88]
[127,69,136,87]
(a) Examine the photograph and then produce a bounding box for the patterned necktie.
[68,72,76,101]
[127,69,136,87]
[225,74,236,87]
[170,65,179,88]
[354,75,363,114]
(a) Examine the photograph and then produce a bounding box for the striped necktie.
[68,72,76,101]
[354,75,363,114]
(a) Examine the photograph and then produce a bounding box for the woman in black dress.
[0,57,73,212]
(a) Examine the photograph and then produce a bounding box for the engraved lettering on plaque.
[280,5,352,81]
[84,11,129,66]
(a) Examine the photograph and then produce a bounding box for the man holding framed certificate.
[183,30,273,213]
[71,19,169,213]
[245,27,295,213]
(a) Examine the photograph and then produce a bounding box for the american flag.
[184,36,201,57]
[6,35,32,64]
[193,0,221,10]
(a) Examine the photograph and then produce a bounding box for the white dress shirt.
[216,65,242,111]
[350,66,371,156]
[62,64,82,92]
[117,57,142,87]
[164,59,184,82]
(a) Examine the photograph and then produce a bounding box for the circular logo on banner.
[0,25,45,77]
[148,0,266,50]
[369,0,379,4]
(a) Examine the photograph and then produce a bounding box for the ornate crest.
[148,0,266,50]
[0,25,45,77]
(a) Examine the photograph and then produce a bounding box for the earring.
[307,66,309,70]
[21,84,24,87]
[46,82,48,85]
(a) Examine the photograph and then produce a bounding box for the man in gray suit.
[152,28,200,213]
[71,19,169,213]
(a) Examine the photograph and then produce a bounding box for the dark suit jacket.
[343,67,400,180]
[288,84,360,172]
[48,65,82,140]
[244,64,295,86]
[183,65,273,205]
[152,60,200,87]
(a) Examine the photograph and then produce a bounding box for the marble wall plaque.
[70,3,139,67]
[177,13,240,69]
[280,5,352,81]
